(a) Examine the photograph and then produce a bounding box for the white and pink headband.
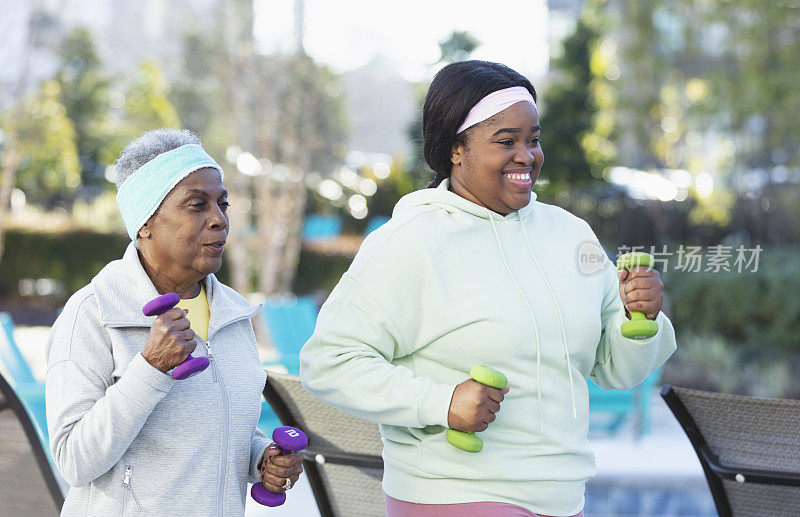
[456,86,537,134]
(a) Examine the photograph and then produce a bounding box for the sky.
[253,0,550,82]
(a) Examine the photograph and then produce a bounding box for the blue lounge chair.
[303,214,343,241]
[0,313,49,453]
[261,296,318,375]
[365,215,390,235]
[588,367,662,436]
[259,296,319,435]
[0,370,64,513]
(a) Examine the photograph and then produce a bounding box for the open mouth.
[205,241,225,253]
[502,169,533,188]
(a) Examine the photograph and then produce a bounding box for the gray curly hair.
[114,128,201,189]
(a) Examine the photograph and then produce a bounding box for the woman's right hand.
[142,308,197,373]
[447,379,510,432]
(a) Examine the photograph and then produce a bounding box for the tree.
[170,31,226,139]
[6,80,81,206]
[99,59,183,167]
[590,0,800,240]
[540,17,605,196]
[0,7,59,262]
[406,31,482,186]
[123,60,182,136]
[437,31,481,64]
[173,0,348,298]
[54,27,112,188]
[249,51,348,294]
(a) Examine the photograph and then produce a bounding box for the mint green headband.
[116,144,224,240]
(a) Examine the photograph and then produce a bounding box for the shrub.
[0,229,129,299]
[664,247,800,355]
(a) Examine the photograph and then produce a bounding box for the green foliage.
[540,17,605,196]
[665,247,800,355]
[406,30,481,182]
[123,60,182,135]
[365,158,423,218]
[3,80,81,205]
[437,31,481,64]
[54,27,113,186]
[0,229,129,297]
[660,332,798,398]
[701,1,800,169]
[660,245,800,397]
[584,0,800,232]
[257,52,349,172]
[170,31,228,139]
[405,81,432,182]
[0,227,352,305]
[292,249,353,296]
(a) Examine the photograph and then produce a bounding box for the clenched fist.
[259,444,304,493]
[618,266,664,320]
[142,308,197,372]
[447,379,510,433]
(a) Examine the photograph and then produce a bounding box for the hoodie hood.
[393,178,538,221]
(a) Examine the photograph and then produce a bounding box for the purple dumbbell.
[251,426,309,507]
[142,292,210,380]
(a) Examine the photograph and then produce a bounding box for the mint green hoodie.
[299,179,676,516]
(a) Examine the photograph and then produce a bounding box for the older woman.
[300,61,677,517]
[45,129,302,516]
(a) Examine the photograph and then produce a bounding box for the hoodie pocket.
[122,466,142,514]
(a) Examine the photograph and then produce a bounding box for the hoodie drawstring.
[486,208,544,432]
[518,213,578,419]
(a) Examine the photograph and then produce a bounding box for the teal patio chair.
[365,216,390,235]
[0,313,49,455]
[588,367,663,436]
[0,370,64,513]
[303,214,343,241]
[259,296,319,435]
[261,296,318,375]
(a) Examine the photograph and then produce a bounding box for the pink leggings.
[385,495,584,517]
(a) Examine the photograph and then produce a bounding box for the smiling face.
[137,167,229,290]
[449,101,543,215]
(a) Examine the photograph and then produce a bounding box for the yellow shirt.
[176,283,210,341]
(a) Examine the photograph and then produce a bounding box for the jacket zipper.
[122,466,142,512]
[206,339,230,516]
[201,337,218,382]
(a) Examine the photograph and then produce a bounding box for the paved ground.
[14,326,712,517]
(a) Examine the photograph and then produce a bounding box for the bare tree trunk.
[278,176,306,293]
[219,0,255,293]
[216,0,278,350]
[256,175,280,295]
[226,177,251,294]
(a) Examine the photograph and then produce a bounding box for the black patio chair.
[263,371,385,517]
[661,385,800,516]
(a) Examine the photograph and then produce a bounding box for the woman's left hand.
[617,266,663,320]
[260,443,304,493]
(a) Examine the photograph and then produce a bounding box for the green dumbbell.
[446,365,508,453]
[616,252,659,340]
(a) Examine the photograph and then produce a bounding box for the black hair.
[422,60,537,188]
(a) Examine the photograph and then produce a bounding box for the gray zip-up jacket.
[45,243,271,516]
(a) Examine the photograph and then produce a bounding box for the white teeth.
[505,173,531,180]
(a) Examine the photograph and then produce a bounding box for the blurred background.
[0,1,799,515]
